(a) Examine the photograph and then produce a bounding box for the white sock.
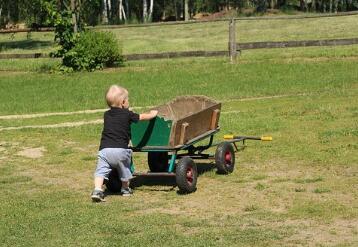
[95,187,103,192]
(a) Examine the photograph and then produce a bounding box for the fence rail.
[0,27,54,34]
[1,37,357,60]
[237,38,358,50]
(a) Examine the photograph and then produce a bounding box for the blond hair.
[105,85,128,107]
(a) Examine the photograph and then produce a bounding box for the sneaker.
[120,187,133,197]
[91,189,105,202]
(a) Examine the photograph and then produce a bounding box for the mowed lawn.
[0,44,357,246]
[1,14,358,54]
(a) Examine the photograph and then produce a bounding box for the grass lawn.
[0,45,357,246]
[1,14,358,54]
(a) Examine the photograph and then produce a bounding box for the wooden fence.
[1,16,358,61]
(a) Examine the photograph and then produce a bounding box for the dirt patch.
[284,219,358,246]
[17,147,46,159]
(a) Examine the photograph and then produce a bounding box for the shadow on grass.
[0,40,54,52]
[105,162,216,194]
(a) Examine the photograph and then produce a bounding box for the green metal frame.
[130,128,220,174]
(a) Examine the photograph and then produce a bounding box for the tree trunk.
[119,0,127,21]
[102,0,108,24]
[107,0,112,21]
[119,0,122,20]
[311,0,316,11]
[7,1,10,21]
[57,0,62,11]
[184,0,189,21]
[334,0,338,13]
[71,0,77,33]
[174,0,178,20]
[124,0,129,20]
[143,0,148,22]
[149,0,154,21]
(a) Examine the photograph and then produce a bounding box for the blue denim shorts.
[94,148,133,181]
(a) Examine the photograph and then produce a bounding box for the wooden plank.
[1,37,358,60]
[237,38,358,50]
[179,122,189,145]
[0,53,50,59]
[210,109,220,130]
[0,51,227,60]
[172,103,221,146]
[0,28,54,34]
[124,51,227,61]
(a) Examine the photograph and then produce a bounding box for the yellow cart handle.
[224,135,272,141]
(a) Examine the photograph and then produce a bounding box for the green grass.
[1,15,358,54]
[0,45,357,115]
[0,45,357,245]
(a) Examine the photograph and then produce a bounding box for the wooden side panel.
[170,103,221,146]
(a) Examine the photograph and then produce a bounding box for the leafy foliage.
[51,10,76,58]
[61,30,123,71]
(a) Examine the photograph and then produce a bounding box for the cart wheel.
[148,152,169,172]
[176,157,197,193]
[215,142,235,174]
[105,169,121,192]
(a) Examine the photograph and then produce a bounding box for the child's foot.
[91,189,105,202]
[120,187,133,197]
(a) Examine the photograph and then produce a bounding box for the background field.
[0,17,358,246]
[1,15,358,54]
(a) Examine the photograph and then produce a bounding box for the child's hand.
[139,110,158,121]
[150,110,158,117]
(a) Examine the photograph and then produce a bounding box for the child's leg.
[93,150,112,191]
[113,149,133,192]
[121,180,130,189]
[94,176,105,190]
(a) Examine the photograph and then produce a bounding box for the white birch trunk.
[119,0,122,20]
[148,0,154,21]
[119,0,127,21]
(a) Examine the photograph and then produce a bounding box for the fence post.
[228,18,237,63]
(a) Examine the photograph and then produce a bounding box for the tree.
[102,0,108,23]
[184,0,189,20]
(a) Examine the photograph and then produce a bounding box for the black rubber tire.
[175,156,197,193]
[148,152,169,172]
[105,169,121,192]
[215,142,235,174]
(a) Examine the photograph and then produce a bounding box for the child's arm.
[139,110,158,121]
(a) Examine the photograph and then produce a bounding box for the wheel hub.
[225,151,232,164]
[186,167,193,184]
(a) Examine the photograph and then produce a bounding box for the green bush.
[62,30,124,71]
